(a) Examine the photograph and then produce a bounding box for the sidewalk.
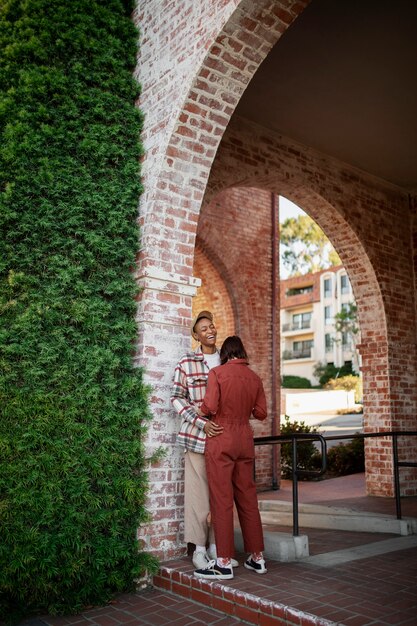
[16,474,417,626]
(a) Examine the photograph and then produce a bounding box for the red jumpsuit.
[200,358,267,558]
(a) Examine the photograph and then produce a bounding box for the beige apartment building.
[280,266,357,385]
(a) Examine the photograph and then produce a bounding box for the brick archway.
[135,0,308,284]
[135,0,310,559]
[135,0,416,560]
[205,115,417,497]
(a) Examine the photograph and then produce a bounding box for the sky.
[278,195,305,222]
[279,196,305,278]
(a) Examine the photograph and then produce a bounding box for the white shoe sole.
[194,571,234,580]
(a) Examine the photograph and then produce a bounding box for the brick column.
[135,268,200,559]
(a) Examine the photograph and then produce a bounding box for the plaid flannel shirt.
[171,346,219,453]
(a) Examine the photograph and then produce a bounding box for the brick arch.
[280,191,383,335]
[193,228,271,370]
[135,0,416,559]
[136,0,309,281]
[204,116,387,349]
[205,115,417,496]
[135,0,311,561]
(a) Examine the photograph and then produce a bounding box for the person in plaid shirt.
[171,310,227,569]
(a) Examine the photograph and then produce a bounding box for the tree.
[324,375,363,404]
[280,214,341,276]
[313,361,356,386]
[334,303,360,373]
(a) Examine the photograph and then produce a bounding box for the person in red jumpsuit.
[194,335,268,580]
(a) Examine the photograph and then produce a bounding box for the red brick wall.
[196,187,280,489]
[192,244,236,348]
[134,0,307,559]
[134,0,416,561]
[207,115,417,497]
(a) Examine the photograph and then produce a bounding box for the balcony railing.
[282,321,312,332]
[282,349,312,360]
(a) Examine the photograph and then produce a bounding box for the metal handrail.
[254,430,417,536]
[254,432,327,536]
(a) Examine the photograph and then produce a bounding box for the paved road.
[286,411,363,449]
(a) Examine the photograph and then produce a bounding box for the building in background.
[280,266,357,385]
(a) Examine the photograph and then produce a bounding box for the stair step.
[301,534,417,566]
[234,528,309,561]
[153,564,337,626]
[259,500,415,535]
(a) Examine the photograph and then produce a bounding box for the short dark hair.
[220,335,248,365]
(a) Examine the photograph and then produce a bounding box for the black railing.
[254,430,417,536]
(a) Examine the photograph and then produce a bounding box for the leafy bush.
[280,415,321,478]
[0,0,156,621]
[326,436,365,475]
[324,375,363,403]
[313,361,356,386]
[280,417,365,480]
[282,375,312,389]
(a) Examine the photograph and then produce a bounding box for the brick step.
[153,563,337,626]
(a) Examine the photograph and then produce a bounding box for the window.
[292,312,312,330]
[293,339,313,358]
[342,332,351,348]
[324,277,332,298]
[341,302,350,313]
[341,274,350,295]
[324,305,332,323]
[325,333,333,352]
[286,285,313,296]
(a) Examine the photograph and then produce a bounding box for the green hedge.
[0,0,156,620]
[327,436,365,476]
[282,375,312,389]
[280,415,320,478]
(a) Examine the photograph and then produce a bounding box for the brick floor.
[18,590,244,626]
[155,539,417,626]
[13,475,417,626]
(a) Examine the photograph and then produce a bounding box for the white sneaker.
[207,546,239,568]
[194,559,234,581]
[244,556,267,574]
[192,550,209,569]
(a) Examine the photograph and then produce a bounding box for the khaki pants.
[184,450,215,546]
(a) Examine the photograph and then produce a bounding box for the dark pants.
[205,421,264,558]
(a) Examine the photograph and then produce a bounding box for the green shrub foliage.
[280,415,321,478]
[0,0,155,619]
[327,436,365,476]
[282,375,312,389]
[313,361,356,386]
[324,374,363,404]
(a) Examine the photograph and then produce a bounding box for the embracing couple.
[171,310,268,581]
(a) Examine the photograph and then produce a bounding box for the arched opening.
[203,115,404,498]
[136,0,417,559]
